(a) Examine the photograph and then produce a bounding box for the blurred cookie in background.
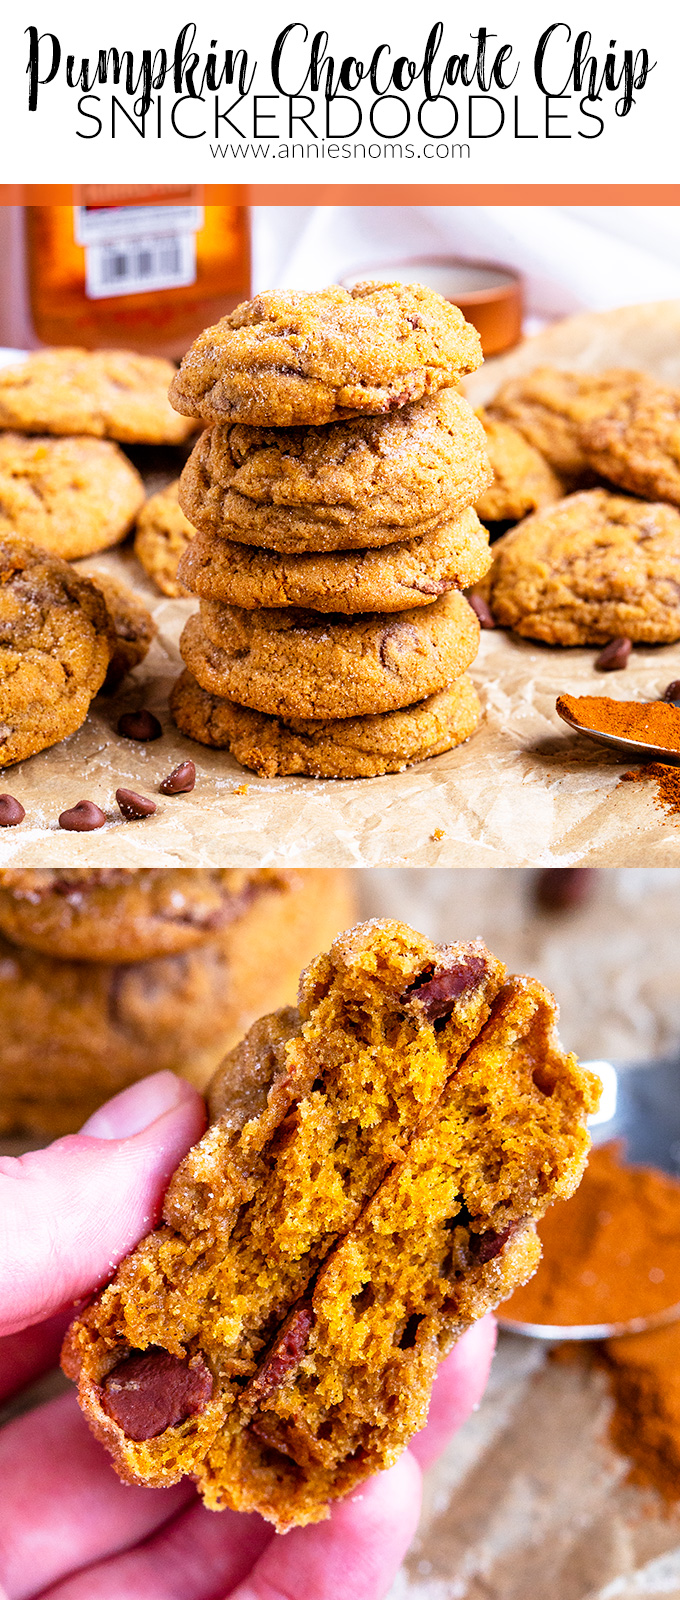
[0,348,196,445]
[88,572,156,692]
[474,410,564,527]
[0,868,355,1137]
[134,481,196,598]
[0,433,145,560]
[486,367,640,483]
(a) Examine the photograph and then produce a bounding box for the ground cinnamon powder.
[502,1141,680,1329]
[620,763,680,818]
[601,1322,680,1502]
[557,694,680,752]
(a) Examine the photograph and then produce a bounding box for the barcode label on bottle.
[84,230,197,299]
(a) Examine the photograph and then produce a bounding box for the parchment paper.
[2,300,680,866]
[391,1340,680,1600]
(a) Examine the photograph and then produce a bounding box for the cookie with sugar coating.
[170,669,482,779]
[0,348,195,444]
[169,282,484,427]
[177,509,491,615]
[0,433,145,559]
[476,488,680,645]
[177,389,492,552]
[181,589,480,720]
[0,535,113,766]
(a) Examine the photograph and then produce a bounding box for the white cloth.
[252,206,680,322]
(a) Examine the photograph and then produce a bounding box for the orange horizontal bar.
[0,183,678,206]
[248,184,680,205]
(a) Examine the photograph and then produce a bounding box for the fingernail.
[80,1072,195,1140]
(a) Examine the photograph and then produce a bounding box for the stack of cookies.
[166,282,495,778]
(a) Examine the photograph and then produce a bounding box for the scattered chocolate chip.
[101,1348,213,1441]
[595,637,632,671]
[116,788,157,821]
[58,800,106,832]
[249,1305,313,1399]
[117,709,163,742]
[159,760,196,795]
[534,868,597,912]
[402,954,488,1021]
[662,680,680,706]
[0,794,25,827]
[467,594,496,629]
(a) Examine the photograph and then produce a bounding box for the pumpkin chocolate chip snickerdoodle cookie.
[170,279,489,773]
[0,433,145,560]
[169,282,484,427]
[475,410,564,524]
[477,488,680,645]
[134,481,196,598]
[0,868,354,1136]
[0,536,114,766]
[487,367,642,483]
[178,390,492,552]
[183,589,480,721]
[0,867,291,963]
[178,508,490,614]
[171,671,481,779]
[0,348,196,445]
[0,929,263,1136]
[63,918,599,1529]
[581,374,680,507]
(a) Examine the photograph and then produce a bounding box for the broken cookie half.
[63,918,599,1530]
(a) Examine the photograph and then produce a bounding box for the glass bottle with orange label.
[25,186,250,359]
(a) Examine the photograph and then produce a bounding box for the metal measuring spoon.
[497,1056,680,1340]
[556,698,680,766]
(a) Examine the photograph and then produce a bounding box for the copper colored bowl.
[342,257,522,356]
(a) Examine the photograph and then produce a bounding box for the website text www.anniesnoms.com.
[208,140,474,161]
[24,22,654,161]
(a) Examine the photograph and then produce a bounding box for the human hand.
[0,1072,496,1600]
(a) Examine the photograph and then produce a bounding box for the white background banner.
[0,0,676,184]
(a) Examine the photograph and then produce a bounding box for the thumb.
[0,1072,206,1338]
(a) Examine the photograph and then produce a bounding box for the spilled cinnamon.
[620,764,680,819]
[601,1322,680,1502]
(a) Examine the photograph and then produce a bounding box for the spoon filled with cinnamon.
[556,687,680,766]
[498,1054,680,1340]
